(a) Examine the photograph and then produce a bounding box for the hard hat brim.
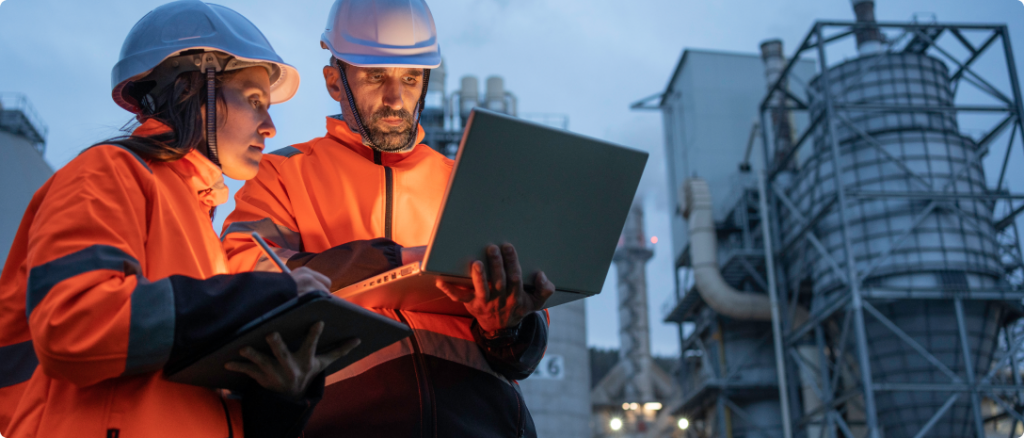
[335,52,441,69]
[321,34,441,69]
[112,48,300,113]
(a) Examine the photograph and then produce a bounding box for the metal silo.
[755,3,1024,437]
[782,47,1010,438]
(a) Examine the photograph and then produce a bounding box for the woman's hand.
[224,321,360,400]
[290,267,331,296]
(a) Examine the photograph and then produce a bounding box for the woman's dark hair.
[92,69,239,162]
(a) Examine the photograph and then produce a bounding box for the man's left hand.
[436,243,555,332]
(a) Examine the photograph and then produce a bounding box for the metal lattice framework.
[758,20,1024,438]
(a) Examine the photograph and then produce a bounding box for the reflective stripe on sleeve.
[123,277,175,375]
[0,340,39,387]
[220,218,303,252]
[26,245,142,317]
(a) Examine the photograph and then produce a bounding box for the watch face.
[484,327,516,340]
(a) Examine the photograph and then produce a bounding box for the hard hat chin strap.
[205,67,220,221]
[205,68,221,167]
[336,63,430,152]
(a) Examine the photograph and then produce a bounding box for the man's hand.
[290,267,331,296]
[224,321,360,400]
[436,243,555,332]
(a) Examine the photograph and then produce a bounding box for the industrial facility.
[592,205,681,437]
[636,0,1024,437]
[0,94,52,268]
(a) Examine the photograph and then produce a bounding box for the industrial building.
[0,94,52,268]
[591,205,681,438]
[420,60,590,438]
[636,1,1024,437]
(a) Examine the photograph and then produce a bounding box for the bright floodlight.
[644,402,663,411]
[610,418,623,431]
[630,402,639,410]
[622,402,630,410]
[678,418,689,430]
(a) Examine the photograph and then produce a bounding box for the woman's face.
[214,66,276,180]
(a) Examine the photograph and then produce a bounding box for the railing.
[678,346,716,407]
[0,93,48,154]
[661,268,694,320]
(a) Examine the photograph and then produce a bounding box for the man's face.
[325,63,424,152]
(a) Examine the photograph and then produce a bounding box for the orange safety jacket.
[222,116,548,438]
[0,120,318,438]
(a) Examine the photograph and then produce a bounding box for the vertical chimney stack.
[760,39,795,170]
[851,0,884,54]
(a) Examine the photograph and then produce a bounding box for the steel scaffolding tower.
[760,20,1024,438]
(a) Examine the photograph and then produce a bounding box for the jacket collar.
[134,118,229,208]
[324,116,427,166]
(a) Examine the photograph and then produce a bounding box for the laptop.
[333,108,648,316]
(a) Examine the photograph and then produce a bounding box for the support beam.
[834,104,1011,113]
[862,301,962,382]
[955,298,988,438]
[951,31,1000,82]
[911,394,960,438]
[814,24,880,438]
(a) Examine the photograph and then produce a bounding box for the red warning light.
[650,236,658,244]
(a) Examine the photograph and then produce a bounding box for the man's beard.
[362,106,416,152]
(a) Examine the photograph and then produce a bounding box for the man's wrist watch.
[482,323,521,341]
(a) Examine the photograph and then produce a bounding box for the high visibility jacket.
[0,120,314,438]
[222,116,548,437]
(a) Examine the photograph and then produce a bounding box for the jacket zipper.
[512,382,526,437]
[374,150,394,240]
[396,310,436,437]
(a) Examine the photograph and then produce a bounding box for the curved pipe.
[682,178,775,321]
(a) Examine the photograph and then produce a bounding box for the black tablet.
[164,291,411,391]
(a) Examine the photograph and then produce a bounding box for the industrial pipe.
[851,0,884,54]
[681,178,774,321]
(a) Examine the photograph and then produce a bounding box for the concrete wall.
[519,299,591,437]
[0,129,52,268]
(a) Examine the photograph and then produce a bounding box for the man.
[221,0,552,436]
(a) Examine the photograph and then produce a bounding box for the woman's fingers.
[224,360,276,390]
[291,267,331,295]
[298,321,325,362]
[264,332,293,373]
[307,269,331,290]
[240,345,277,373]
[316,338,361,369]
[224,360,263,379]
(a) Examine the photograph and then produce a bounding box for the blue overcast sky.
[2,0,1024,356]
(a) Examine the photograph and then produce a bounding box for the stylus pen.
[250,232,292,274]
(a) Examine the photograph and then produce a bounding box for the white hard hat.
[112,0,299,113]
[320,0,441,69]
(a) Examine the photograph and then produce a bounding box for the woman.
[0,2,354,437]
